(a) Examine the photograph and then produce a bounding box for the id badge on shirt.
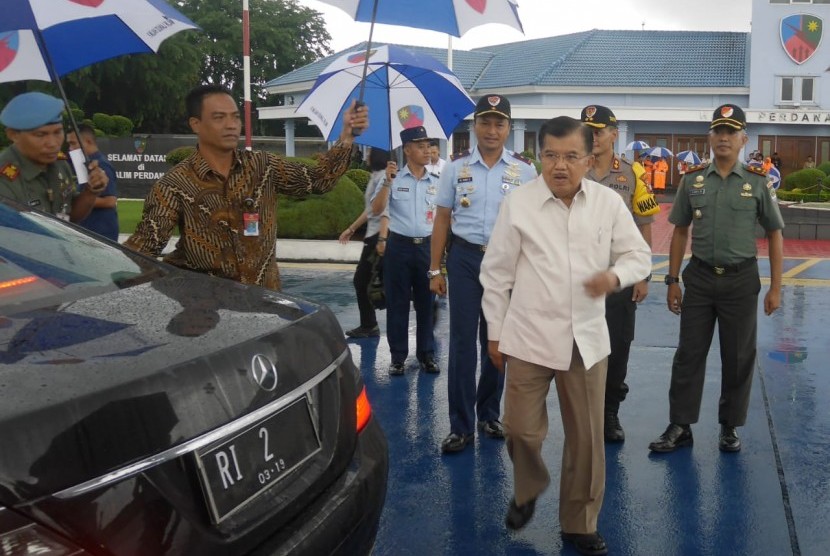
[425,202,435,225]
[243,212,260,236]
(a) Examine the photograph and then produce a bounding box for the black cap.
[474,95,511,119]
[711,104,746,130]
[400,126,429,144]
[581,105,617,128]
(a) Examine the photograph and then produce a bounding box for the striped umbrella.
[645,147,673,159]
[676,150,701,165]
[625,140,650,151]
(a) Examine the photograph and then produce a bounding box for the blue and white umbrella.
[645,146,673,159]
[767,166,782,189]
[296,45,475,151]
[317,0,524,38]
[1,0,198,83]
[676,150,702,165]
[625,140,650,151]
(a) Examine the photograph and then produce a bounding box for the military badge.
[584,106,597,119]
[616,175,628,183]
[742,183,752,191]
[0,163,19,181]
[692,175,705,188]
[780,14,822,64]
[460,195,471,208]
[694,209,702,219]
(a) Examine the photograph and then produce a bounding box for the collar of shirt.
[532,175,591,206]
[704,160,744,179]
[399,163,430,181]
[190,147,243,181]
[469,146,511,169]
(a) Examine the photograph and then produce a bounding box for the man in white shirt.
[426,139,446,176]
[480,116,651,556]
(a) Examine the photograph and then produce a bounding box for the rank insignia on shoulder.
[57,151,68,160]
[0,163,19,181]
[429,172,440,179]
[451,150,470,162]
[744,164,768,176]
[510,151,532,165]
[685,163,707,173]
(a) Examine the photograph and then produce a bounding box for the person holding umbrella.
[0,92,108,221]
[581,104,656,444]
[125,84,368,291]
[429,94,537,453]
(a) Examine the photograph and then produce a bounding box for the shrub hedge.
[816,162,830,176]
[345,168,371,192]
[780,168,826,191]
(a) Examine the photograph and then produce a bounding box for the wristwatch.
[427,269,442,279]
[664,275,680,285]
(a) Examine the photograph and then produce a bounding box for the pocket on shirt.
[730,194,758,211]
[689,195,708,209]
[391,187,413,201]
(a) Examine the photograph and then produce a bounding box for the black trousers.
[353,234,379,329]
[669,259,761,427]
[604,286,636,413]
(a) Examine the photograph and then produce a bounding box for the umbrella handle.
[352,100,365,137]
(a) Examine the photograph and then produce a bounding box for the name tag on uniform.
[397,187,410,192]
[456,177,473,183]
[689,189,705,196]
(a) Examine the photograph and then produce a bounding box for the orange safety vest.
[653,159,668,190]
[642,158,653,186]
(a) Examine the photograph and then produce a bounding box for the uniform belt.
[389,231,430,245]
[691,256,756,275]
[452,235,487,252]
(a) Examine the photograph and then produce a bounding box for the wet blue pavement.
[281,260,830,556]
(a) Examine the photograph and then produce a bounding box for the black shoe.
[420,357,440,374]
[388,362,405,376]
[345,325,379,338]
[561,532,608,556]
[505,497,536,530]
[441,432,473,453]
[719,425,741,452]
[604,412,625,443]
[648,423,693,453]
[477,419,505,439]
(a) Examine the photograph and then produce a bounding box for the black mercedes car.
[0,198,388,555]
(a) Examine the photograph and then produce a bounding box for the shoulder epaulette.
[0,163,19,181]
[57,151,68,160]
[429,172,440,179]
[685,163,708,173]
[743,164,768,177]
[510,151,532,165]
[450,150,470,162]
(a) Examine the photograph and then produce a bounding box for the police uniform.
[650,104,785,453]
[0,93,75,217]
[435,94,537,446]
[383,126,440,372]
[582,104,658,438]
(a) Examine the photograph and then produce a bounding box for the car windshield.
[0,201,164,314]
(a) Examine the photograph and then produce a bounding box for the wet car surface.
[0,200,388,555]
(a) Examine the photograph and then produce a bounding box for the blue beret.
[400,125,428,144]
[0,92,64,130]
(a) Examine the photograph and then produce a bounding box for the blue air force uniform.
[437,131,537,438]
[383,127,440,369]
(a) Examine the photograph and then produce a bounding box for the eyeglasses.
[540,152,591,165]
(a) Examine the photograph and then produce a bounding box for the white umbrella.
[626,140,650,151]
[645,147,673,159]
[676,150,701,165]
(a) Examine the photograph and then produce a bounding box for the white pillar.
[285,119,295,157]
[617,121,629,158]
[512,119,526,154]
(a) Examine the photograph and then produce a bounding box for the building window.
[777,76,817,105]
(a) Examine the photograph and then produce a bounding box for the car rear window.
[0,202,163,314]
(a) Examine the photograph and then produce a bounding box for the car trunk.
[0,271,359,554]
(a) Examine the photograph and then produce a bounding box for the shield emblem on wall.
[780,14,823,64]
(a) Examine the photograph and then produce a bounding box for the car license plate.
[194,397,321,523]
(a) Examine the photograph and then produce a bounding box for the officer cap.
[475,94,511,119]
[0,92,64,131]
[400,125,429,144]
[711,104,746,130]
[581,105,617,128]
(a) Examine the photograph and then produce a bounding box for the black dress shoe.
[388,362,405,376]
[477,419,505,439]
[561,532,608,556]
[648,423,693,453]
[505,497,536,530]
[441,432,473,453]
[604,412,625,443]
[420,358,440,374]
[345,325,379,338]
[719,425,741,452]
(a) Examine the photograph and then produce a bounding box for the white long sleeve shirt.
[480,175,652,370]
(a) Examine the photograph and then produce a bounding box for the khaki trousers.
[503,343,607,534]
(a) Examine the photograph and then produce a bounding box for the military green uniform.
[587,155,656,415]
[667,161,784,427]
[0,145,75,216]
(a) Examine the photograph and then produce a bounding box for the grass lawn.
[117,199,145,235]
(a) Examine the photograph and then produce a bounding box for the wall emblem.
[780,14,823,65]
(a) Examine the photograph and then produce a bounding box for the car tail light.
[0,276,37,290]
[0,514,91,556]
[356,385,372,433]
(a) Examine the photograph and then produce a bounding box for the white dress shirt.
[480,176,652,370]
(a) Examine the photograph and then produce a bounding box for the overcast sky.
[298,0,754,53]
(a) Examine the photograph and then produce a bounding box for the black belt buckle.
[412,237,425,244]
[713,266,726,275]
